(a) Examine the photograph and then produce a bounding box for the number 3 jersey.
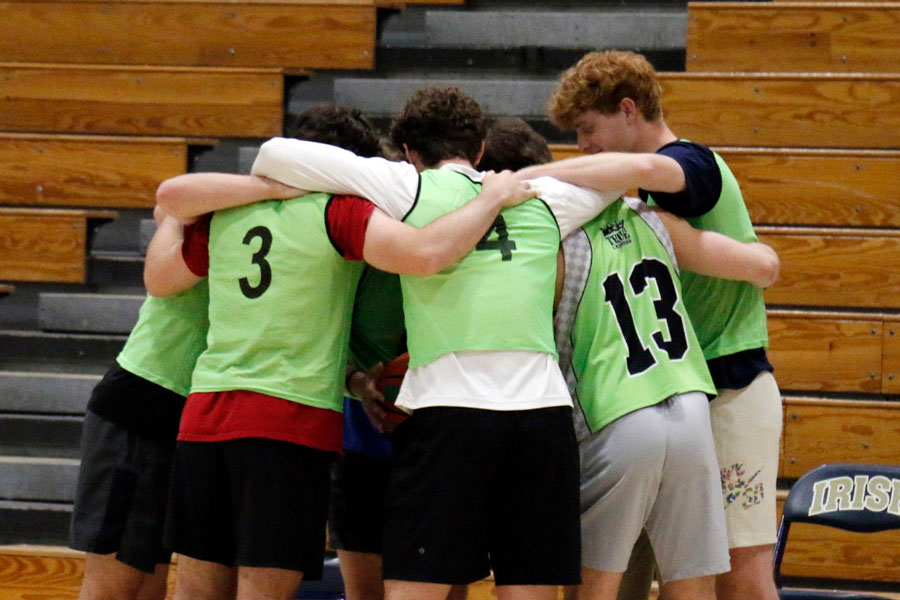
[556,196,715,436]
[187,193,365,413]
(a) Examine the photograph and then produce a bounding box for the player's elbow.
[155,177,192,219]
[752,246,781,288]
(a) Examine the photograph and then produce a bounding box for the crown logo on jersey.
[602,220,631,249]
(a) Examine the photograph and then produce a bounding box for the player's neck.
[433,157,474,170]
[635,120,678,153]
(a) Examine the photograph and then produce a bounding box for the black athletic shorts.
[165,438,334,577]
[69,410,176,573]
[328,450,392,554]
[382,406,582,587]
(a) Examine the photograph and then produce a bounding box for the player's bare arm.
[362,170,533,276]
[156,173,304,222]
[143,208,204,297]
[516,152,685,194]
[656,209,780,288]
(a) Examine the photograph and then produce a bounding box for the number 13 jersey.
[557,197,715,434]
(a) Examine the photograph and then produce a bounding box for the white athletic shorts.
[709,370,782,548]
[579,391,730,583]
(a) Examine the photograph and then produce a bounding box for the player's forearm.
[415,185,509,274]
[252,138,417,219]
[518,153,683,194]
[143,216,198,297]
[156,173,300,221]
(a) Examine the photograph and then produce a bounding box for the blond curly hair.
[549,50,663,130]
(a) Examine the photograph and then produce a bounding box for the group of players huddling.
[70,50,783,600]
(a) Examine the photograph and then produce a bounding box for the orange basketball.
[374,352,410,425]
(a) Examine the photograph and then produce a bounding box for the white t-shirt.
[252,138,623,412]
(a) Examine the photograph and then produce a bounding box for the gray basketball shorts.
[578,391,731,583]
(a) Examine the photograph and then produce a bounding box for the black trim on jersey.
[323,195,346,258]
[536,198,562,239]
[401,175,422,223]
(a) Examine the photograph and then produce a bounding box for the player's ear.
[620,98,637,121]
[474,142,485,168]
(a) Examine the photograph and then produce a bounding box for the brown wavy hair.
[549,50,663,130]
[390,86,486,167]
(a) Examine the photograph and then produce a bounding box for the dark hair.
[288,104,382,158]
[389,86,486,168]
[480,118,552,172]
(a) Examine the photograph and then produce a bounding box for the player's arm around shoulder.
[656,209,780,288]
[143,205,205,297]
[362,170,534,276]
[156,172,303,221]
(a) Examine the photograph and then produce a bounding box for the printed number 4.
[476,215,517,261]
[239,225,273,299]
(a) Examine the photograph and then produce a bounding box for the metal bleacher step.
[0,329,125,374]
[392,6,686,50]
[0,500,73,545]
[0,371,96,415]
[38,292,144,335]
[0,456,79,503]
[333,75,557,118]
[0,414,83,459]
[88,250,146,289]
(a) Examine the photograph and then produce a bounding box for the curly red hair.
[549,50,663,130]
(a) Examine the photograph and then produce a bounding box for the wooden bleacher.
[758,227,900,309]
[715,148,900,227]
[0,208,117,283]
[687,2,900,73]
[0,134,206,209]
[0,0,378,70]
[0,63,283,138]
[657,72,900,148]
[768,310,886,394]
[781,396,900,479]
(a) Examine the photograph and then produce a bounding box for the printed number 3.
[239,225,273,299]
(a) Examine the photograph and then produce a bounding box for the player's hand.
[258,176,307,199]
[348,363,399,434]
[482,170,534,208]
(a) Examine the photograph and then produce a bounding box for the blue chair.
[774,464,900,600]
[295,556,345,599]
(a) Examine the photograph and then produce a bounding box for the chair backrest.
[774,463,900,591]
[782,463,900,533]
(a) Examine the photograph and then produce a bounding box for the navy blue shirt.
[640,140,773,391]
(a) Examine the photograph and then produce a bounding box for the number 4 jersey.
[556,196,715,434]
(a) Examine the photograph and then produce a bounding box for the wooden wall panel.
[687,3,900,73]
[0,1,375,69]
[0,64,282,138]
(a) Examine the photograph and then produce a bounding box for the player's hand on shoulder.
[482,170,534,208]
